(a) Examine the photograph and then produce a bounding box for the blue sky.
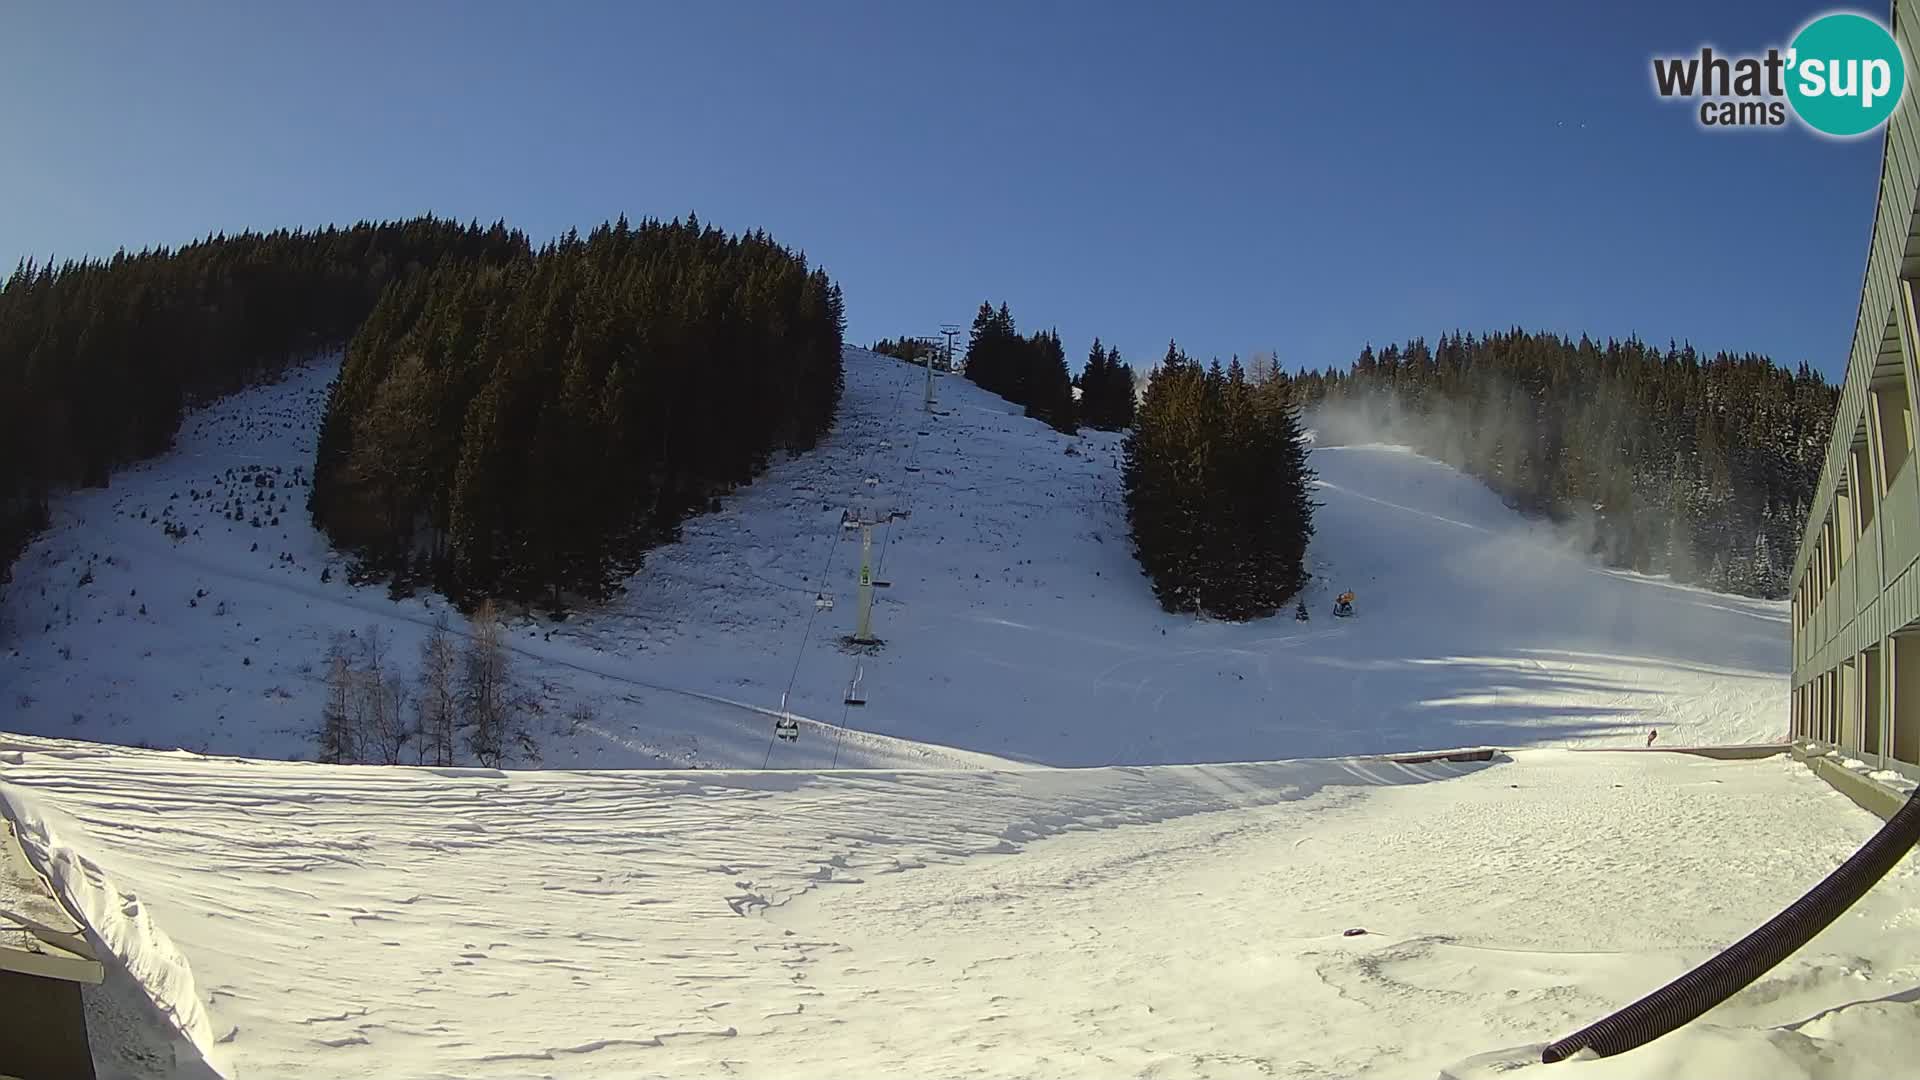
[0,1,1885,379]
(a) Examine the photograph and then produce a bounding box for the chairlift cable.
[765,357,918,766]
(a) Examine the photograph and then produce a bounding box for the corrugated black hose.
[1542,789,1920,1063]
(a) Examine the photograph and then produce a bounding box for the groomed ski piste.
[3,346,1916,1078]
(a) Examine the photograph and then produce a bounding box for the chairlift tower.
[923,339,937,413]
[848,510,899,645]
[853,522,879,643]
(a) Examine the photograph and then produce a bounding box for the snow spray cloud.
[1303,384,1665,578]
[1650,11,1908,137]
[1299,390,1788,671]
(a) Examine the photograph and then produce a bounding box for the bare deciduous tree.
[318,632,355,763]
[372,673,411,765]
[463,602,512,767]
[417,613,459,766]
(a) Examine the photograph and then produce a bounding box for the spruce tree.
[1024,329,1077,433]
[1123,343,1316,620]
[1107,345,1135,429]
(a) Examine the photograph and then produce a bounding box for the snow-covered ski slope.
[1,346,1785,769]
[3,735,1916,1080]
[0,347,1892,1080]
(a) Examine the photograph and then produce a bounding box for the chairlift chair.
[815,593,834,611]
[774,715,799,742]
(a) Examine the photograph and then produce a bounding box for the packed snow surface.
[3,736,1916,1079]
[1,347,1787,770]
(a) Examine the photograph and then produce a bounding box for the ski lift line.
[760,721,780,769]
[828,359,927,723]
[775,473,856,705]
[766,357,919,767]
[786,345,933,763]
[829,692,856,769]
[873,387,930,578]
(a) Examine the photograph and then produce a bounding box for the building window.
[1875,375,1913,486]
[1855,446,1879,529]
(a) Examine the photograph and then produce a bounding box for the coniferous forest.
[869,336,944,367]
[1290,331,1836,598]
[0,215,842,611]
[309,216,844,608]
[962,302,1078,434]
[0,218,531,591]
[1077,337,1137,431]
[1124,344,1316,620]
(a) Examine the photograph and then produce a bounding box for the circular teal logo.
[1787,13,1907,136]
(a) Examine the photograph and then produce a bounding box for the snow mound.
[0,773,216,1058]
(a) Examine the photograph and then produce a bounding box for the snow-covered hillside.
[0,346,1786,769]
[0,347,1894,1080]
[3,735,1915,1080]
